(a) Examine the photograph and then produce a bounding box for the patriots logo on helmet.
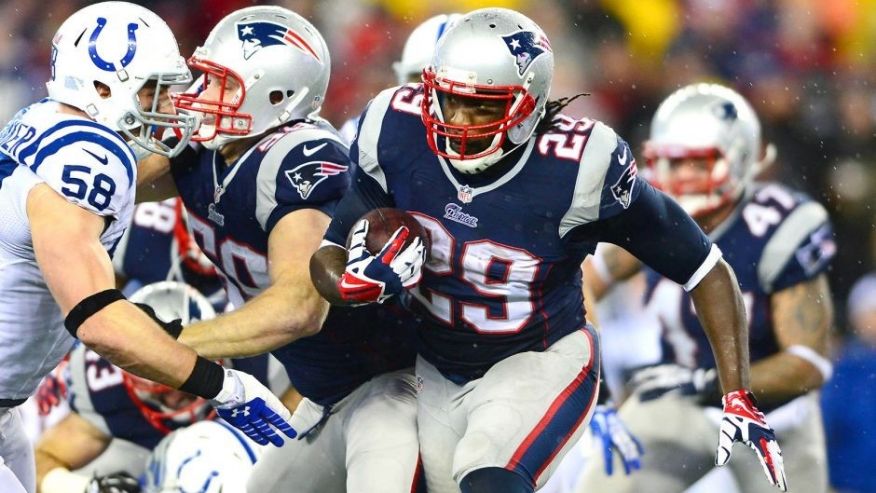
[236,21,321,62]
[502,31,550,77]
[286,161,348,200]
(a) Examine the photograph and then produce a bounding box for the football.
[347,208,431,256]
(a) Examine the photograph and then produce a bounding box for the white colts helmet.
[393,13,461,85]
[644,83,765,217]
[143,420,264,493]
[174,6,331,149]
[128,280,216,324]
[422,8,554,173]
[46,1,195,157]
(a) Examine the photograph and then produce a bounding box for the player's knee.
[459,467,531,493]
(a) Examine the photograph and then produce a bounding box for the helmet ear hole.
[269,90,284,105]
[93,81,112,98]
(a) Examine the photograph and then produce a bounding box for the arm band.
[64,289,126,338]
[786,344,834,382]
[179,356,225,400]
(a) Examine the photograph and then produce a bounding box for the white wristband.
[786,344,833,382]
[41,467,91,493]
[589,252,614,285]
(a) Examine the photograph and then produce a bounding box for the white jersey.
[0,99,136,403]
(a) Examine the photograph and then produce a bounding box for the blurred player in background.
[0,3,292,492]
[577,83,834,493]
[35,282,219,493]
[339,13,461,144]
[310,8,785,493]
[143,420,266,493]
[112,198,224,304]
[140,6,423,492]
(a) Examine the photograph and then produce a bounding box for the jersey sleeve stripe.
[558,122,617,238]
[682,244,723,291]
[32,131,135,186]
[757,201,829,292]
[356,89,396,193]
[18,119,136,165]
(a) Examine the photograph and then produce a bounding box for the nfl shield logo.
[457,185,473,204]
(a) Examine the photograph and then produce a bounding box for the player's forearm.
[749,353,825,408]
[35,414,110,492]
[309,244,349,305]
[180,283,329,359]
[78,302,200,388]
[690,259,750,392]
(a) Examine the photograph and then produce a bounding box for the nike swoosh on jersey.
[302,142,328,157]
[83,148,109,165]
[617,145,628,167]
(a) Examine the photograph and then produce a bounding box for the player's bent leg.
[416,356,467,493]
[246,397,346,493]
[459,467,531,493]
[574,393,716,493]
[452,327,600,491]
[0,408,35,493]
[0,459,28,493]
[728,394,827,493]
[344,369,423,493]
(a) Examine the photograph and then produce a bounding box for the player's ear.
[93,81,111,99]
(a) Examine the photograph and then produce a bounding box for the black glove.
[87,472,141,493]
[134,302,183,339]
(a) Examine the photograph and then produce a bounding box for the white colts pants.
[0,408,34,493]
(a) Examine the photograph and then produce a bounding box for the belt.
[0,398,26,408]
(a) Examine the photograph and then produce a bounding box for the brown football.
[347,208,431,256]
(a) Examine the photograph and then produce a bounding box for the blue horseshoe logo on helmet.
[88,17,139,72]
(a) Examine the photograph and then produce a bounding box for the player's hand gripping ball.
[338,208,430,304]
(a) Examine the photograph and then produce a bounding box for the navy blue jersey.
[324,85,717,381]
[171,121,417,406]
[112,198,226,306]
[65,344,274,449]
[644,183,835,369]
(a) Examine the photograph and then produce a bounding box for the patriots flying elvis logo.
[502,30,551,76]
[285,161,348,200]
[237,21,321,62]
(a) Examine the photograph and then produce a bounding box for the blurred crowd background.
[1,0,874,490]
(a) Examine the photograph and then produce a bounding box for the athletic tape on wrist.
[180,356,225,399]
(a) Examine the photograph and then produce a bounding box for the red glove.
[716,390,787,491]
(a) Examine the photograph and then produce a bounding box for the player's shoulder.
[360,84,424,140]
[741,182,830,239]
[741,182,834,291]
[251,119,349,169]
[554,116,639,233]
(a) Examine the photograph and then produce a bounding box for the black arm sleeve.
[569,181,713,285]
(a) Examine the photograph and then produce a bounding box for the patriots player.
[112,198,224,304]
[310,8,786,493]
[576,83,834,493]
[0,3,294,493]
[340,13,462,144]
[139,7,423,492]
